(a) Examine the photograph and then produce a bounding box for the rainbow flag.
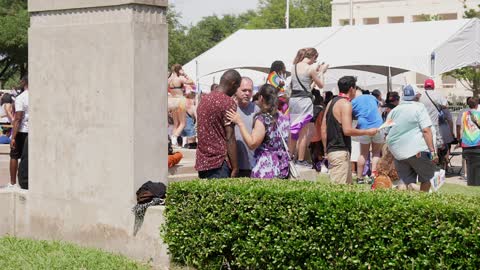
[267,72,285,93]
[461,110,480,148]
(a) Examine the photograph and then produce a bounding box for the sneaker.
[295,160,311,167]
[171,136,178,146]
[356,178,365,184]
[2,183,17,189]
[364,176,374,185]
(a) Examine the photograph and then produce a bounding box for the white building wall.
[331,0,480,100]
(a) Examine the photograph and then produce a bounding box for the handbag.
[279,131,300,179]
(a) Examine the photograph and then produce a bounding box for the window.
[416,73,429,87]
[363,18,379,25]
[388,16,404,24]
[442,75,456,88]
[339,19,355,26]
[412,15,430,22]
[438,13,458,20]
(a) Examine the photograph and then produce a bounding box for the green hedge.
[163,179,480,269]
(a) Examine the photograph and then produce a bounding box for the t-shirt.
[386,101,432,160]
[15,90,29,133]
[195,91,237,172]
[419,89,447,126]
[235,102,260,170]
[456,107,480,127]
[352,95,383,129]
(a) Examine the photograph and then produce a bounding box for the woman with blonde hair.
[288,47,328,166]
[168,64,194,146]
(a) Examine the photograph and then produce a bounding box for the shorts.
[327,150,352,184]
[181,113,196,137]
[394,153,436,185]
[10,132,28,159]
[357,131,385,144]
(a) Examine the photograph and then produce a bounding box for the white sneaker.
[2,183,17,189]
[171,136,178,146]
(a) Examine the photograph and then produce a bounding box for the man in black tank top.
[321,76,378,184]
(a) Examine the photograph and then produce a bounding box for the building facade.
[331,0,480,100]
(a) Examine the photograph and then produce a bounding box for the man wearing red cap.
[419,78,448,153]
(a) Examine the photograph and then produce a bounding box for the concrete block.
[27,1,169,267]
[29,0,168,12]
[0,190,14,236]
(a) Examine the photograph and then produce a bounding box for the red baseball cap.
[424,79,435,89]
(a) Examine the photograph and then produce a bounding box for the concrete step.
[166,165,322,183]
[171,147,196,160]
[168,160,196,176]
[168,172,198,183]
[0,144,9,155]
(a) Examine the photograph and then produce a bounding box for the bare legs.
[357,143,369,179]
[357,142,383,179]
[172,109,186,138]
[289,123,312,162]
[10,159,18,185]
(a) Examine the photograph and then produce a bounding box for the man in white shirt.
[8,75,29,189]
[419,79,448,151]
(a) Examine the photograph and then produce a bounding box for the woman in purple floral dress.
[227,84,290,179]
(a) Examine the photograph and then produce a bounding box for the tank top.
[290,64,313,98]
[326,97,351,153]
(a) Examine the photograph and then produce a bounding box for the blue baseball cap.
[403,85,420,101]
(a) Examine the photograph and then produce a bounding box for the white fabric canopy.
[183,19,480,87]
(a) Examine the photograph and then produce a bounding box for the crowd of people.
[168,47,480,189]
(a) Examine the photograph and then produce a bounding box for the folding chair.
[447,151,463,176]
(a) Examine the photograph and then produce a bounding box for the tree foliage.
[0,0,28,88]
[247,0,331,29]
[168,0,332,67]
[445,4,480,97]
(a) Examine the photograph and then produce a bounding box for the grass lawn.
[0,237,150,270]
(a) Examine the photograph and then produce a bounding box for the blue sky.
[171,0,260,26]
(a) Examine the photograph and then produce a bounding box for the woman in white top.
[0,93,14,124]
[288,48,328,166]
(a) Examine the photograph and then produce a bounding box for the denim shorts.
[181,113,196,137]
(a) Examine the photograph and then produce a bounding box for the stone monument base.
[0,189,169,269]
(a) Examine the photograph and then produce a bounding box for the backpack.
[136,181,167,204]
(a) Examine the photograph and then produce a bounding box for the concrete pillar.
[27,0,168,266]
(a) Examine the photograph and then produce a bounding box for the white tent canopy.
[183,19,480,88]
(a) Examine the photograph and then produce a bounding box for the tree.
[247,0,331,29]
[0,0,28,88]
[445,4,480,97]
[167,6,190,68]
[167,0,332,67]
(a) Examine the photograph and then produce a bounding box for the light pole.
[350,0,354,25]
[286,0,290,29]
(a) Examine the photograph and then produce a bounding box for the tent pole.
[350,0,353,25]
[195,60,200,103]
[387,66,392,92]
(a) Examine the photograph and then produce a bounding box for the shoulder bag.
[425,91,447,125]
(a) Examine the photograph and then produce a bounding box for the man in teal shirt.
[386,85,437,192]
